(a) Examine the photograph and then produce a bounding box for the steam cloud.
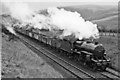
[2,1,99,40]
[5,23,16,35]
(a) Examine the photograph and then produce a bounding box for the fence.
[99,32,118,37]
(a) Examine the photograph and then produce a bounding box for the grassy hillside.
[62,5,118,30]
[62,5,118,20]
[92,16,118,30]
[1,33,63,78]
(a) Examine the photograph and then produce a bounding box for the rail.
[16,32,120,80]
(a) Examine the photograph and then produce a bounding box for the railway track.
[18,34,95,79]
[101,71,120,79]
[106,68,120,78]
[17,33,120,80]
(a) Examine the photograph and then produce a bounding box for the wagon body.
[42,35,47,44]
[46,37,52,45]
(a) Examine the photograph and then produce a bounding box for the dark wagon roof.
[31,28,78,42]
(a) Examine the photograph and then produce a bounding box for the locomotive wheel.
[60,50,66,56]
[92,63,97,71]
[74,54,81,61]
[88,62,93,68]
[74,54,79,61]
[55,48,59,53]
[66,52,70,56]
[63,51,67,56]
[68,53,74,59]
[70,53,75,59]
[101,66,106,71]
[59,50,63,54]
[66,52,69,56]
[86,61,90,66]
[57,48,61,53]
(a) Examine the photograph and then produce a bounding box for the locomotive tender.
[15,27,110,71]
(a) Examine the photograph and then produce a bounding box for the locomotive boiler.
[74,40,105,57]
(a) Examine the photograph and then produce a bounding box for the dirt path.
[1,33,63,78]
[91,15,117,22]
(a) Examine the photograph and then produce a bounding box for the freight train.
[15,26,111,71]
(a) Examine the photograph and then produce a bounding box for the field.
[63,5,117,20]
[94,36,119,70]
[92,15,118,31]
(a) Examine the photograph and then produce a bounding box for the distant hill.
[61,5,118,21]
[61,5,118,30]
[93,16,118,30]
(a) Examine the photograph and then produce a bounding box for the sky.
[28,2,118,11]
[0,0,119,14]
[1,0,119,2]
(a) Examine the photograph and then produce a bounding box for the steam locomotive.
[15,26,110,71]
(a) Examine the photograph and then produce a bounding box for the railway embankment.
[1,31,63,78]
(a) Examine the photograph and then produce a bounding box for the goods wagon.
[15,27,111,71]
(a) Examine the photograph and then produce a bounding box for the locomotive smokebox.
[74,40,105,57]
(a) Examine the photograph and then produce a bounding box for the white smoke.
[5,23,16,35]
[47,8,99,39]
[2,1,99,40]
[3,2,34,22]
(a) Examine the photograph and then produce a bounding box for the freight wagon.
[16,27,111,71]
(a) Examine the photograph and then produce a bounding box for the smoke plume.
[2,1,99,40]
[5,23,16,35]
[47,8,99,39]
